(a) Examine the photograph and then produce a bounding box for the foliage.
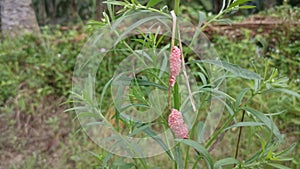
[68,0,299,168]
[0,26,82,108]
[0,1,299,168]
[31,0,300,26]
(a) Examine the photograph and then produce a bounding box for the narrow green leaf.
[88,151,103,161]
[114,15,165,46]
[262,88,300,98]
[264,110,286,116]
[174,145,184,169]
[196,72,207,85]
[99,78,114,111]
[176,139,213,169]
[214,158,240,168]
[135,79,168,90]
[267,163,290,169]
[64,106,87,113]
[190,60,261,80]
[147,0,161,7]
[191,11,206,46]
[235,88,250,110]
[243,107,283,141]
[272,157,294,161]
[103,1,128,6]
[125,141,146,159]
[245,150,261,164]
[275,143,297,158]
[86,20,103,26]
[215,19,233,25]
[228,0,251,9]
[197,122,204,142]
[239,5,256,9]
[254,79,260,93]
[217,98,235,116]
[224,122,265,131]
[144,127,174,160]
[129,124,151,136]
[102,153,113,169]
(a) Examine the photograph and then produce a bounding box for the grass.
[0,6,299,169]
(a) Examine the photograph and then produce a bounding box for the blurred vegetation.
[31,0,300,25]
[0,26,81,107]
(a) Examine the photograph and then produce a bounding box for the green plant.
[69,0,299,168]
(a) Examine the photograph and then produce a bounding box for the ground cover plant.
[0,1,299,169]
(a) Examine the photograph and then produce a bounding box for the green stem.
[200,0,227,31]
[174,0,180,15]
[137,4,171,17]
[186,105,203,169]
[184,146,190,169]
[205,114,235,149]
[192,155,203,169]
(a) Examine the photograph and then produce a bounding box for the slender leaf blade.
[235,88,250,110]
[276,143,297,158]
[228,0,252,9]
[144,127,174,160]
[267,163,290,169]
[103,1,128,6]
[225,122,265,131]
[239,5,256,9]
[174,145,184,169]
[191,60,261,80]
[176,139,213,169]
[147,0,161,7]
[243,107,283,141]
[214,158,240,168]
[262,88,300,98]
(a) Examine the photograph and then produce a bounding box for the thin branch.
[170,11,176,49]
[234,109,246,165]
[177,25,197,113]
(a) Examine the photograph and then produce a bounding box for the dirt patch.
[0,95,73,169]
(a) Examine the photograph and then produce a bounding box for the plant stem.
[234,109,246,165]
[170,11,176,48]
[174,0,180,15]
[168,11,177,112]
[184,146,190,169]
[168,84,172,112]
[200,0,227,31]
[177,26,197,113]
[192,155,203,169]
[205,114,235,149]
[137,4,171,17]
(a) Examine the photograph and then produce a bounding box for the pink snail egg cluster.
[168,109,189,139]
[169,46,181,87]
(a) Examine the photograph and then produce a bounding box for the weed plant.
[70,0,299,168]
